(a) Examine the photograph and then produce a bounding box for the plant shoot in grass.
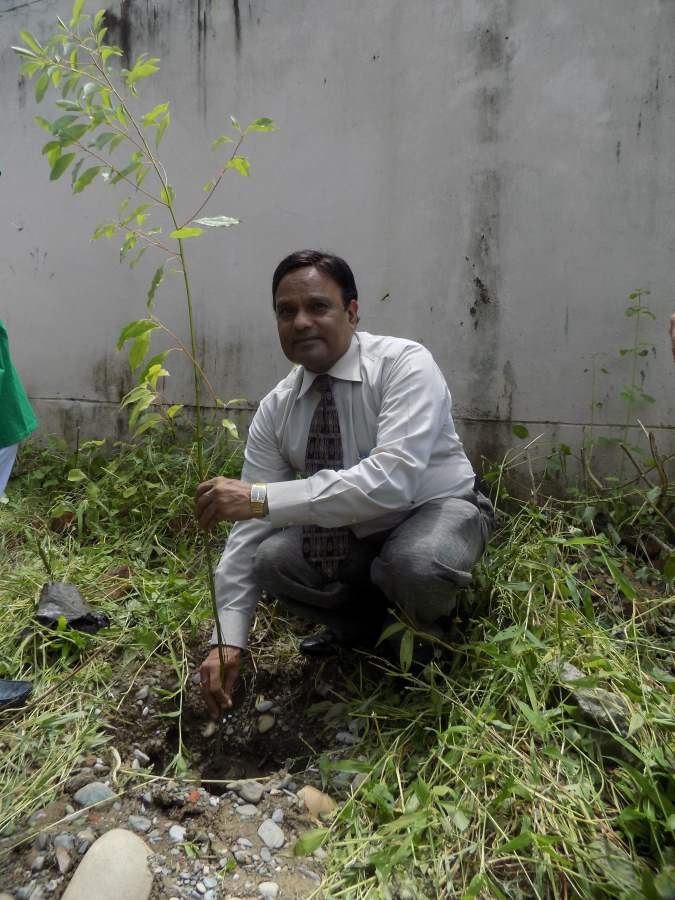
[13,0,278,732]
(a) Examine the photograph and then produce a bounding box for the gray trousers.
[252,491,494,641]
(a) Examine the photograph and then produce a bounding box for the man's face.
[274,266,359,373]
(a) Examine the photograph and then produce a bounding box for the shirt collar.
[297,333,362,398]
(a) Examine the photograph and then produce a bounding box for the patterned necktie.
[302,374,350,580]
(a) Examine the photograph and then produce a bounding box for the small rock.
[133,749,151,767]
[228,780,264,804]
[257,715,275,734]
[141,706,149,718]
[271,809,284,824]
[31,854,46,872]
[61,828,152,900]
[254,699,274,714]
[235,804,258,818]
[34,832,50,851]
[335,731,359,745]
[209,797,219,808]
[55,846,73,874]
[202,721,218,739]
[196,883,206,895]
[257,821,285,850]
[65,770,96,793]
[233,850,250,864]
[258,882,280,899]
[260,848,272,864]
[168,825,186,843]
[351,772,368,790]
[54,833,75,852]
[128,816,152,834]
[73,782,115,809]
[16,883,37,900]
[238,838,253,848]
[135,685,150,701]
[131,759,141,771]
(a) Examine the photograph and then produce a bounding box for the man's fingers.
[195,479,216,497]
[200,680,220,720]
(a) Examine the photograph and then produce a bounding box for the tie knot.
[313,373,333,396]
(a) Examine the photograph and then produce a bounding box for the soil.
[0,633,370,899]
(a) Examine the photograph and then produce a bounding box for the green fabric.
[0,319,37,448]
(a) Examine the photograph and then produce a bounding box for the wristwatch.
[250,483,268,518]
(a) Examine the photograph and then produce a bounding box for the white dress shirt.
[212,331,476,648]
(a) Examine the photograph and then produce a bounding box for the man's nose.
[293,309,312,330]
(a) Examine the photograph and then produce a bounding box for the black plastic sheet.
[36,581,110,634]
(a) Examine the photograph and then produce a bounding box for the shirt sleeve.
[211,398,294,649]
[266,344,450,528]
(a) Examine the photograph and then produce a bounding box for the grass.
[0,432,673,899]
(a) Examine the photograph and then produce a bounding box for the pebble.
[271,809,284,824]
[254,699,274,713]
[65,770,96,793]
[234,850,250,864]
[258,883,279,899]
[31,854,46,872]
[168,825,186,843]
[128,815,152,834]
[55,845,73,874]
[61,828,152,900]
[260,848,272,864]
[34,832,50,851]
[209,796,219,808]
[196,883,206,895]
[202,721,218,739]
[238,838,253,848]
[73,782,115,808]
[335,731,359,745]
[54,833,75,852]
[133,749,151,767]
[229,780,264,804]
[235,804,258,818]
[257,820,285,850]
[135,685,150,701]
[141,706,149,717]
[257,714,275,734]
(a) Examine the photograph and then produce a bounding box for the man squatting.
[194,250,495,718]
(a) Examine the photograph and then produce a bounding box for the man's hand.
[199,645,242,718]
[195,477,253,530]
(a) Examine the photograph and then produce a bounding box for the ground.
[0,433,673,899]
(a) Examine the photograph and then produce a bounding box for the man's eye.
[312,303,328,313]
[277,308,293,320]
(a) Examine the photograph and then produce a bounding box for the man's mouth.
[294,337,322,346]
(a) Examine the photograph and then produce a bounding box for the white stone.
[235,804,258,818]
[258,882,279,899]
[257,820,285,850]
[61,828,152,900]
[228,780,264,804]
[168,824,186,842]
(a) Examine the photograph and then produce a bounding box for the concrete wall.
[1,0,674,472]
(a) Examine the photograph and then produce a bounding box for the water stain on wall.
[104,0,133,65]
[92,354,133,403]
[464,0,514,419]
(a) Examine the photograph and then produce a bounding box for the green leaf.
[193,216,240,228]
[50,152,76,181]
[35,73,50,103]
[230,115,241,131]
[664,552,675,583]
[169,227,203,239]
[498,831,534,854]
[399,629,414,673]
[70,0,86,27]
[211,134,233,150]
[73,165,102,193]
[12,45,39,58]
[116,318,158,351]
[166,404,183,420]
[129,332,152,370]
[19,30,42,55]
[603,554,637,601]
[134,412,164,436]
[138,351,170,383]
[67,468,87,482]
[146,266,165,309]
[92,222,117,240]
[512,424,529,439]
[376,620,406,645]
[226,156,251,176]
[34,116,52,133]
[294,828,329,857]
[141,102,169,125]
[160,185,175,206]
[246,116,277,132]
[155,113,170,148]
[221,418,239,439]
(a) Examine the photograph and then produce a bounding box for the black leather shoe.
[299,629,339,656]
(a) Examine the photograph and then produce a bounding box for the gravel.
[257,820,285,850]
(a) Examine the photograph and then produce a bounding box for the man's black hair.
[272,250,358,309]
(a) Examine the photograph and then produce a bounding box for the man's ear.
[346,298,359,327]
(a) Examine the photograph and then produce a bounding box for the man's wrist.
[249,482,268,517]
